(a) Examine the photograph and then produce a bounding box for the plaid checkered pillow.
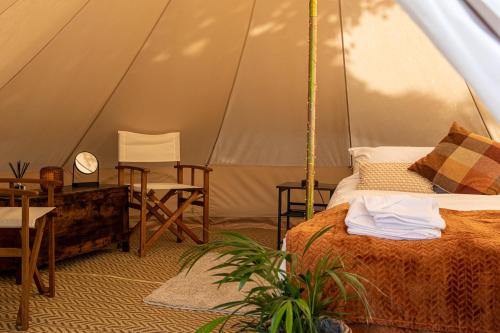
[409,122,500,195]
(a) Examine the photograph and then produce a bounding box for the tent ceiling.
[70,0,255,168]
[0,0,87,89]
[0,0,168,168]
[209,0,351,167]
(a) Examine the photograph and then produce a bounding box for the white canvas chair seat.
[0,207,55,228]
[132,183,202,191]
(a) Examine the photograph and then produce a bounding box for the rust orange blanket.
[286,204,500,333]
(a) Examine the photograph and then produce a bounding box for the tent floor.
[0,225,275,333]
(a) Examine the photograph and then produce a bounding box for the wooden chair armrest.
[0,178,61,186]
[0,188,39,197]
[115,165,150,173]
[174,164,213,172]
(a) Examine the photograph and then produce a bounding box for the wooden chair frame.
[117,162,212,257]
[0,178,58,331]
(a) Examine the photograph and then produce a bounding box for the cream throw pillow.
[357,162,434,193]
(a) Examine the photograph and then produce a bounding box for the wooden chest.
[0,185,129,270]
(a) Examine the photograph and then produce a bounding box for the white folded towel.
[364,195,445,230]
[345,195,445,240]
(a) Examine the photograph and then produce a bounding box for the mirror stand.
[72,163,99,187]
[72,152,100,187]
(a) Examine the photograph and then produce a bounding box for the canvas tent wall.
[0,0,497,219]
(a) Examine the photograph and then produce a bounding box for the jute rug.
[0,225,276,333]
[144,253,254,314]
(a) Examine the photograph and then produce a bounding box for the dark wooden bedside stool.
[276,182,336,249]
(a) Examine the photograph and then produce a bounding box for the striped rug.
[0,225,276,333]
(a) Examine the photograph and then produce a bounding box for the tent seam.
[338,0,353,168]
[465,83,493,139]
[0,0,91,93]
[205,0,258,166]
[60,0,174,168]
[0,0,19,16]
[338,0,352,152]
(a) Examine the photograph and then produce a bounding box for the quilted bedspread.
[286,204,500,333]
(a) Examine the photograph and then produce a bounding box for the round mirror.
[75,152,98,174]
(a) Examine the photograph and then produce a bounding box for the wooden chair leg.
[203,170,210,243]
[17,199,30,331]
[24,220,48,296]
[146,191,203,247]
[48,216,55,297]
[139,194,147,258]
[143,199,185,241]
[33,268,48,295]
[28,219,46,293]
[177,191,183,243]
[202,193,209,244]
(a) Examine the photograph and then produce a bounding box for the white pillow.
[349,146,434,173]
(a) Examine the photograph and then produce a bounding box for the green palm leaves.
[179,226,371,333]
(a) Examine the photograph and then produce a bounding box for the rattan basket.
[40,166,64,192]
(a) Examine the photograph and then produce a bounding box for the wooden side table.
[276,182,336,249]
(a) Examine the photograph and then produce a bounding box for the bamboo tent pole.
[306,0,318,220]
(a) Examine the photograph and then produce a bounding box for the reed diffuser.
[8,160,30,189]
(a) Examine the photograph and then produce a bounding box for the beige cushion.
[0,207,55,229]
[132,183,201,191]
[357,162,434,193]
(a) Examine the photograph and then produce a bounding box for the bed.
[286,173,500,333]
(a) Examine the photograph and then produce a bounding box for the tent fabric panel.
[0,0,87,88]
[343,0,490,148]
[74,165,351,218]
[209,165,351,218]
[470,90,500,141]
[70,0,256,168]
[397,0,500,122]
[0,0,168,172]
[0,0,17,14]
[210,0,350,167]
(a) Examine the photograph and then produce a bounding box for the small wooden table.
[276,182,336,249]
[0,185,129,270]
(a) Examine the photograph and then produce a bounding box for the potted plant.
[180,226,371,333]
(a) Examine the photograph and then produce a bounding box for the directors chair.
[0,178,57,331]
[116,131,212,257]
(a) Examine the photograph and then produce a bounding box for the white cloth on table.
[345,195,445,240]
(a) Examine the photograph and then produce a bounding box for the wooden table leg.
[277,189,282,250]
[286,189,291,230]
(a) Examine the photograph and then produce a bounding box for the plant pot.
[316,318,351,333]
